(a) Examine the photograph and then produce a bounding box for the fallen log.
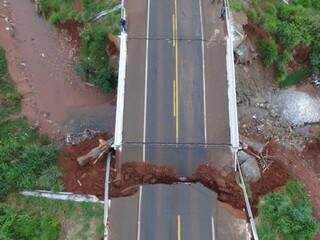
[77,138,113,167]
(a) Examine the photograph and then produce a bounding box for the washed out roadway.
[109,0,247,239]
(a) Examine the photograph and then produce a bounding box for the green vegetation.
[0,204,60,240]
[0,48,61,197]
[2,194,104,239]
[37,0,120,93]
[38,0,77,25]
[229,0,245,12]
[257,181,319,240]
[259,39,278,66]
[280,68,311,87]
[242,0,320,84]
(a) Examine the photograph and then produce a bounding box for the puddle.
[0,0,115,138]
[272,88,320,126]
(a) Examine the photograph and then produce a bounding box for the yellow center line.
[172,14,176,47]
[173,80,176,117]
[174,0,179,143]
[177,215,182,240]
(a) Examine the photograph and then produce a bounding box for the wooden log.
[77,138,113,167]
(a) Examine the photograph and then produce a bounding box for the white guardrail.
[114,1,127,149]
[224,0,259,239]
[105,1,128,239]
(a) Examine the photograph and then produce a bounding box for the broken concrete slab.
[238,151,261,183]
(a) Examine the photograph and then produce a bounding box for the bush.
[275,22,302,49]
[0,204,60,239]
[259,39,278,66]
[257,181,319,240]
[79,23,117,93]
[38,0,76,25]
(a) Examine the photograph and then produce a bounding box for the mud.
[0,0,115,138]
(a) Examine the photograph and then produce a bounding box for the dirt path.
[0,0,115,139]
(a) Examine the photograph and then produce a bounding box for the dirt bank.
[59,133,295,219]
[0,0,115,138]
[263,142,320,220]
[59,133,110,199]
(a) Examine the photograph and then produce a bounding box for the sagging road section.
[110,0,248,239]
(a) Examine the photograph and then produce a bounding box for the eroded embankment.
[60,134,320,221]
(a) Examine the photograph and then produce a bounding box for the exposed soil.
[59,133,110,199]
[294,45,310,64]
[263,142,320,220]
[59,20,83,48]
[109,162,179,197]
[190,165,245,210]
[59,133,294,220]
[0,0,115,139]
[243,22,269,40]
[303,141,320,174]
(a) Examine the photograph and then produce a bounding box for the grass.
[3,194,104,240]
[0,203,60,239]
[279,68,311,87]
[0,47,61,197]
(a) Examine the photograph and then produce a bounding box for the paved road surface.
[110,0,248,239]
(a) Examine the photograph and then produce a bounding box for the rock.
[256,124,264,132]
[238,151,261,183]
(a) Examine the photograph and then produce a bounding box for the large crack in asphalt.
[108,158,246,213]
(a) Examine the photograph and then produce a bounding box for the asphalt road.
[109,0,247,239]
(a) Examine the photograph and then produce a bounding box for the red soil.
[59,133,111,199]
[303,141,320,174]
[243,22,269,40]
[294,45,310,64]
[59,20,84,48]
[264,142,320,220]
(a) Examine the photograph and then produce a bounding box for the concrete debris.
[238,151,261,183]
[65,129,100,145]
[234,39,257,65]
[21,190,103,203]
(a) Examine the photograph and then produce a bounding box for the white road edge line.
[103,153,112,240]
[199,0,207,144]
[143,0,151,161]
[137,186,143,240]
[211,216,215,240]
[138,0,151,239]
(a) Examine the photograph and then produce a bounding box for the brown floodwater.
[0,0,115,138]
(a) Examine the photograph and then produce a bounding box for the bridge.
[107,0,256,239]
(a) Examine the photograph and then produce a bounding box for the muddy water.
[0,0,115,138]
